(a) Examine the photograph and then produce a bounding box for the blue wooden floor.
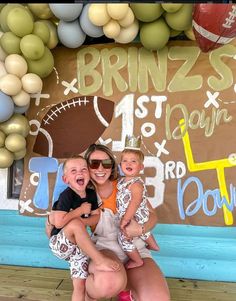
[0,210,236,282]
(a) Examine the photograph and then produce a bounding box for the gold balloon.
[14,147,26,160]
[0,113,30,137]
[0,130,6,147]
[5,133,26,152]
[0,147,14,168]
[27,4,53,20]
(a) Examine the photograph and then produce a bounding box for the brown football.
[33,95,114,158]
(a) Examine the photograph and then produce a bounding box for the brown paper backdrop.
[19,41,236,226]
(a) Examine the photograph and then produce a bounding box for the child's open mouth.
[76,178,85,186]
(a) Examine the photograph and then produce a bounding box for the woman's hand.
[123,219,142,239]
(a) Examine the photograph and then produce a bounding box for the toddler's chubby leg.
[143,233,160,251]
[63,219,120,272]
[86,249,127,300]
[72,278,86,301]
[118,230,143,269]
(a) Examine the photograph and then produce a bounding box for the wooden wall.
[0,210,235,282]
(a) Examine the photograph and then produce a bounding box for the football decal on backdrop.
[33,96,114,158]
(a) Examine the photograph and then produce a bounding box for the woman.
[84,144,170,301]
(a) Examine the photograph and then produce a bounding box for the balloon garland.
[0,3,235,168]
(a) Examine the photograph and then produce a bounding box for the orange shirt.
[100,180,117,214]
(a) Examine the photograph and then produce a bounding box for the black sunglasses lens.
[102,159,113,169]
[89,159,113,169]
[89,160,100,169]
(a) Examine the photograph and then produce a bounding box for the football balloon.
[193,4,236,52]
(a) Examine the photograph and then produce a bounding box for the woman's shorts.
[92,209,152,263]
[49,230,89,279]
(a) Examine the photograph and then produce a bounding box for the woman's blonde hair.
[84,144,118,181]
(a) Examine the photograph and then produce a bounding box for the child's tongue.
[77,179,84,186]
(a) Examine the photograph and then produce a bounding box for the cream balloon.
[14,147,26,160]
[118,7,135,28]
[0,61,7,78]
[5,133,26,153]
[21,73,43,94]
[115,19,139,44]
[88,4,110,26]
[4,54,28,78]
[107,4,129,20]
[103,20,121,39]
[12,89,30,107]
[0,113,30,137]
[0,130,6,147]
[0,147,14,168]
[0,74,22,96]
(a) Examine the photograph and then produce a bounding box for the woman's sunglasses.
[88,159,113,169]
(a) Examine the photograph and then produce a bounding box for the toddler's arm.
[54,202,91,228]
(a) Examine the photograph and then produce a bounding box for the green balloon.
[165,4,193,31]
[0,130,6,147]
[0,147,14,168]
[20,34,45,60]
[25,46,54,78]
[0,31,21,54]
[130,3,164,22]
[7,6,34,37]
[0,4,23,32]
[140,18,170,50]
[33,21,50,45]
[161,4,183,13]
[0,114,30,137]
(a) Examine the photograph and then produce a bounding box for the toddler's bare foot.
[147,243,160,251]
[94,256,121,272]
[125,259,143,269]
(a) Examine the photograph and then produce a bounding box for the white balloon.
[21,73,43,94]
[0,74,22,96]
[12,89,30,106]
[115,19,139,44]
[5,54,28,78]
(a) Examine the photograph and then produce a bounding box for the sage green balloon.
[0,4,5,13]
[25,46,54,78]
[41,20,58,49]
[140,18,170,50]
[130,3,163,22]
[0,4,23,32]
[0,31,21,54]
[0,113,30,137]
[165,4,193,31]
[0,130,5,147]
[7,6,34,37]
[20,34,45,60]
[161,4,183,13]
[0,147,14,168]
[33,21,50,45]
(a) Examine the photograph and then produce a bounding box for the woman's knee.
[86,271,127,299]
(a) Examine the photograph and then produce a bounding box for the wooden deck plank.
[0,265,235,301]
